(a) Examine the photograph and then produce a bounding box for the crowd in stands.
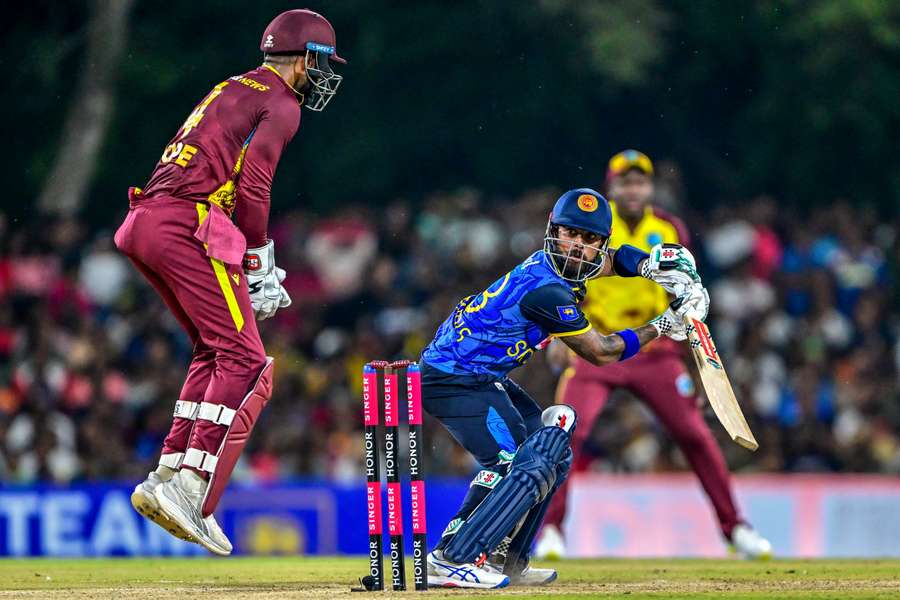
[2,180,898,485]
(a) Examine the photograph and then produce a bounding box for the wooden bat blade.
[686,317,759,452]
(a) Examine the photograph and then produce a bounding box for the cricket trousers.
[419,361,546,547]
[543,349,741,539]
[114,194,267,472]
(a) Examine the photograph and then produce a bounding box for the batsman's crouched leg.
[443,407,576,565]
[500,446,572,577]
[436,461,512,550]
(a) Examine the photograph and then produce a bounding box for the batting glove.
[641,243,701,296]
[649,285,709,341]
[244,240,292,321]
[650,307,689,341]
[674,283,710,323]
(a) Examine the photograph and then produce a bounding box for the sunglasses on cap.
[607,149,654,181]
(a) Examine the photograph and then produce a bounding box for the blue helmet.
[544,188,612,281]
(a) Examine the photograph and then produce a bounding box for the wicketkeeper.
[418,188,708,587]
[115,9,345,554]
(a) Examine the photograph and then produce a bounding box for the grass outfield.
[2,557,899,599]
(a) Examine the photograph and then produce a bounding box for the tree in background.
[4,0,899,224]
[36,0,135,216]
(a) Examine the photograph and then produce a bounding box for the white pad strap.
[182,448,218,474]
[197,402,237,426]
[173,400,200,420]
[158,452,184,469]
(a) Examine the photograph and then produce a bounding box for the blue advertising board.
[0,479,468,557]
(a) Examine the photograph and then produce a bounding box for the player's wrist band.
[613,245,650,277]
[616,328,640,361]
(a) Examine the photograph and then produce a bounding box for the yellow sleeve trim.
[550,323,593,338]
[196,203,245,333]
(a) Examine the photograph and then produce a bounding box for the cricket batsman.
[535,150,772,559]
[419,188,708,587]
[114,9,346,555]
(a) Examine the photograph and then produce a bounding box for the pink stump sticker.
[367,481,382,534]
[410,480,427,534]
[384,371,399,427]
[363,367,379,427]
[387,481,403,535]
[406,366,422,426]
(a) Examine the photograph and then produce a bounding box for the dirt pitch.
[3,557,899,599]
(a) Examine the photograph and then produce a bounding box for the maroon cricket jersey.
[140,65,301,246]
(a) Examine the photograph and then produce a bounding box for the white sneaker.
[730,524,772,560]
[511,565,558,586]
[153,470,232,556]
[131,471,194,542]
[427,550,510,589]
[534,524,566,560]
[486,560,557,587]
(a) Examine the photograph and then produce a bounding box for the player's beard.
[562,249,598,279]
[552,242,603,281]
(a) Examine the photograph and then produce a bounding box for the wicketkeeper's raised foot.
[131,470,194,542]
[153,469,233,555]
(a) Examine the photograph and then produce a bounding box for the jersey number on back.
[159,81,230,169]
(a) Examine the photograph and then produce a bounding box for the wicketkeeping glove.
[641,243,701,297]
[244,240,292,321]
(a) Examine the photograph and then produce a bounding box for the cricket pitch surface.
[3,557,899,599]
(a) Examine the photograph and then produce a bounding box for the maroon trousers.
[115,196,267,467]
[544,349,741,539]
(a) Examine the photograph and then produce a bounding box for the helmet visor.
[303,47,342,111]
[543,221,609,282]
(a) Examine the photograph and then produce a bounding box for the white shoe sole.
[427,575,509,589]
[131,485,194,542]
[153,484,231,556]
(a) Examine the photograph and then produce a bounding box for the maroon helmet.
[260,9,346,111]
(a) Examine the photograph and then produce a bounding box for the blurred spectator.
[1,179,898,484]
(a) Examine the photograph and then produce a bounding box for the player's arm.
[234,100,300,247]
[599,244,650,278]
[559,324,661,366]
[522,283,662,366]
[234,99,300,319]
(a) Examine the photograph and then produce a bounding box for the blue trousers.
[421,360,546,551]
[420,361,543,469]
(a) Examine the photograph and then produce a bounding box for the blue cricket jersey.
[422,251,592,378]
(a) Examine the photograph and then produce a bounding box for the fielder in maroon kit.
[535,150,772,560]
[116,9,346,555]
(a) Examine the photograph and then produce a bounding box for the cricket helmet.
[543,188,612,282]
[260,9,345,111]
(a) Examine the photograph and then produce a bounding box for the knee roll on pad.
[443,425,572,564]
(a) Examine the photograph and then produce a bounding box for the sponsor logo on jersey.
[577,194,598,212]
[557,305,579,321]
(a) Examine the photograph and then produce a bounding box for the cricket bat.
[685,317,759,451]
